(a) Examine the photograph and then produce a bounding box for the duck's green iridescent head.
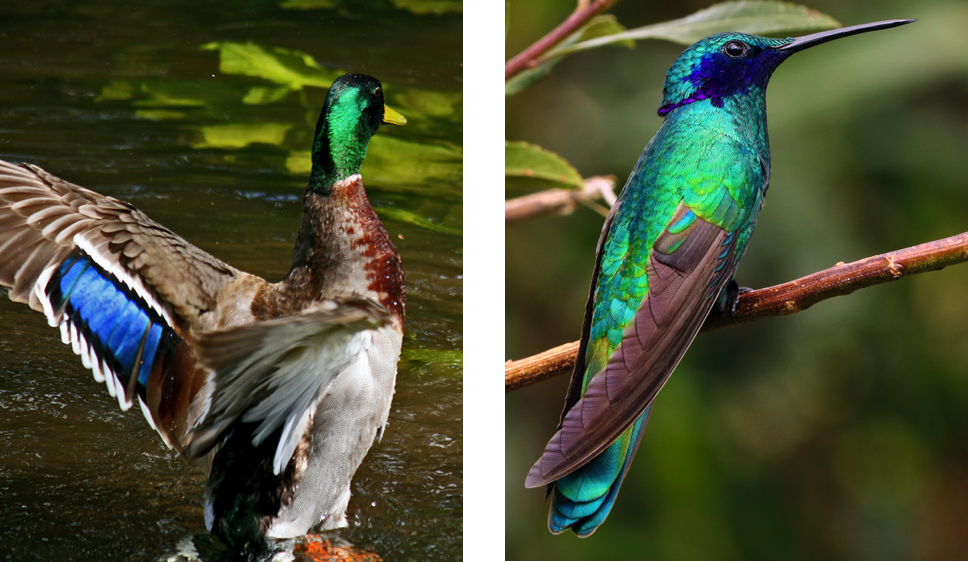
[658,19,914,116]
[309,73,406,193]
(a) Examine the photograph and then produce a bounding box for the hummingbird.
[525,19,915,536]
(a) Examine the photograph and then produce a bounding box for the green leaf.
[506,14,631,96]
[134,109,188,120]
[505,59,557,96]
[575,14,634,48]
[401,348,463,368]
[97,80,135,101]
[96,78,249,110]
[374,207,461,236]
[242,86,292,105]
[505,141,583,192]
[389,89,462,119]
[365,136,463,188]
[388,0,462,15]
[555,1,840,55]
[193,123,293,149]
[201,41,343,90]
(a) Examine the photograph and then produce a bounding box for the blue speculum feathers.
[528,19,915,538]
[48,252,174,399]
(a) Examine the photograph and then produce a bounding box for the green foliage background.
[506,0,968,558]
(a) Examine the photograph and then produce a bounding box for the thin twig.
[505,176,615,224]
[505,341,580,392]
[505,231,968,392]
[505,0,620,82]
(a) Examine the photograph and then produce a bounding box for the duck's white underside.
[197,324,402,538]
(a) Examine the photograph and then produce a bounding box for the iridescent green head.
[309,73,406,193]
[658,19,914,116]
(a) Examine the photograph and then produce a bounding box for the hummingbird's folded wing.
[527,202,737,486]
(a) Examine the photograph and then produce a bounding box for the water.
[0,2,462,560]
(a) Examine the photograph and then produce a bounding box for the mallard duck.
[0,73,407,550]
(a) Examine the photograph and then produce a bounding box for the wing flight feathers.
[0,159,242,444]
[0,160,239,327]
[528,204,737,487]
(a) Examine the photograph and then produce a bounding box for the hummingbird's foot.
[724,280,753,323]
[710,280,753,323]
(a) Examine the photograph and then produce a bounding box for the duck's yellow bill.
[383,104,407,126]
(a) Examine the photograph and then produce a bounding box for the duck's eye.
[722,40,748,58]
[374,86,381,96]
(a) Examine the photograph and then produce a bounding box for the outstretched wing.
[528,203,738,485]
[185,298,392,473]
[0,159,247,450]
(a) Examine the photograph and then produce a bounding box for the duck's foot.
[293,535,382,562]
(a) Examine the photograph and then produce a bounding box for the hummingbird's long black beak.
[776,19,915,53]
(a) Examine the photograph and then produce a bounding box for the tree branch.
[505,0,621,82]
[505,176,615,224]
[505,231,968,392]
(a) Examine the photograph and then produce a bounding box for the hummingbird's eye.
[722,40,749,58]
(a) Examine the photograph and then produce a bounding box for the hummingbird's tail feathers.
[527,206,736,486]
[548,405,652,537]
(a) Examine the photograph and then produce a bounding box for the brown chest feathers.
[251,175,405,325]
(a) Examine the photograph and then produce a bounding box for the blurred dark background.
[506,0,968,558]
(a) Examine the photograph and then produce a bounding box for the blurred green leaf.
[242,86,293,105]
[97,79,254,123]
[556,1,840,54]
[193,123,293,149]
[390,89,462,119]
[97,79,209,107]
[505,59,557,96]
[506,14,630,96]
[134,109,188,120]
[505,140,584,191]
[507,2,838,95]
[201,41,343,90]
[375,207,462,235]
[97,80,136,101]
[389,0,462,15]
[365,136,463,188]
[578,14,635,48]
